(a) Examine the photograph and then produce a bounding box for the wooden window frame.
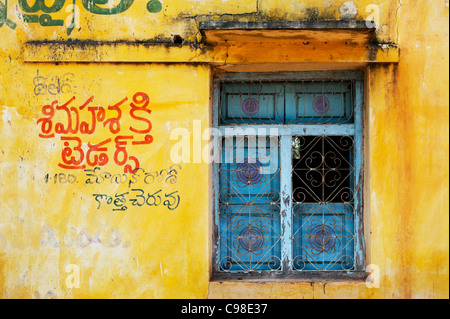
[211,70,366,281]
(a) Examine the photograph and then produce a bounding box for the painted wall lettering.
[43,165,183,188]
[0,0,17,29]
[18,0,66,26]
[93,189,181,211]
[65,264,80,289]
[1,0,163,32]
[37,92,154,173]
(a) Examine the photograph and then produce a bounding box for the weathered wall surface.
[0,0,448,298]
[0,62,212,298]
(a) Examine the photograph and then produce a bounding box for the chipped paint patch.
[339,1,358,20]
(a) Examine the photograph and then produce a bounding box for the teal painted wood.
[219,125,355,136]
[213,82,220,126]
[212,71,365,278]
[292,203,355,270]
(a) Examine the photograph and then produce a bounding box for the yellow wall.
[0,0,448,298]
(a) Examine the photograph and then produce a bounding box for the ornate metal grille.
[213,72,364,279]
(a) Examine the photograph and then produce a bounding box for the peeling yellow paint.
[0,0,448,299]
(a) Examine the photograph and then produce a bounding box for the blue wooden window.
[218,136,282,271]
[213,71,365,280]
[220,80,353,125]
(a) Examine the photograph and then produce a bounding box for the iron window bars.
[213,71,365,280]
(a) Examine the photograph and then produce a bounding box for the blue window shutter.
[213,71,365,279]
[221,82,285,124]
[217,136,282,271]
